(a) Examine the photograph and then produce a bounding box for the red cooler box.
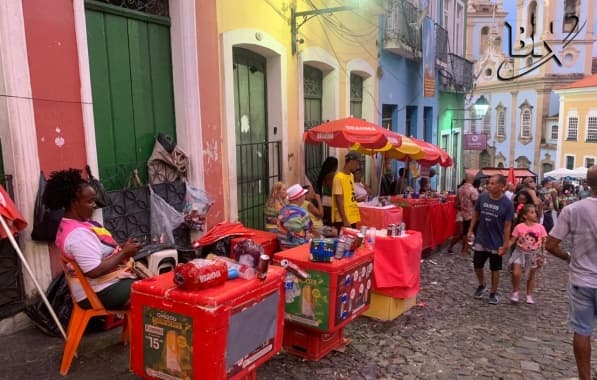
[130,267,285,380]
[230,229,279,258]
[274,244,374,333]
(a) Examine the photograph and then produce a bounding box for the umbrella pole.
[0,215,67,340]
[377,154,385,197]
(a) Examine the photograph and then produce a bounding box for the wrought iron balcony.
[383,0,422,60]
[435,23,448,65]
[438,53,473,93]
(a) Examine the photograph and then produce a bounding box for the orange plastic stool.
[60,256,131,376]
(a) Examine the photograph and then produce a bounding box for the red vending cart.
[130,267,285,380]
[274,245,374,360]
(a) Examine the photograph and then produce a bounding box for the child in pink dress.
[509,204,548,304]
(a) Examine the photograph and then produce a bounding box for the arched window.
[563,0,578,33]
[527,1,537,37]
[521,109,531,138]
[480,26,489,54]
[483,112,491,135]
[497,110,505,137]
[567,116,578,140]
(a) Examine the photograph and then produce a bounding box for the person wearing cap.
[277,184,313,249]
[331,151,361,232]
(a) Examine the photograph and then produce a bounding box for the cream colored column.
[0,0,51,333]
[509,91,518,165]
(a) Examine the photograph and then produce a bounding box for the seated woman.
[277,184,312,249]
[302,184,338,238]
[264,181,287,233]
[353,169,371,202]
[44,169,142,310]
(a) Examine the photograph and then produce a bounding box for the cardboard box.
[362,292,416,321]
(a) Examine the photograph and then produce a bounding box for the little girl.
[509,204,548,304]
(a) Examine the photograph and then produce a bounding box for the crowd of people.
[448,167,597,380]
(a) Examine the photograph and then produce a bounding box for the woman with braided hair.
[44,169,142,309]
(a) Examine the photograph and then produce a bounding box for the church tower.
[465,0,595,176]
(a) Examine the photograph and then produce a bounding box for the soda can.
[355,233,364,248]
[399,223,406,236]
[335,238,346,259]
[257,254,270,280]
[387,224,395,237]
[360,226,368,236]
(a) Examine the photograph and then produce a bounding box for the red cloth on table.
[372,230,422,298]
[0,185,27,239]
[401,201,456,249]
[357,205,402,230]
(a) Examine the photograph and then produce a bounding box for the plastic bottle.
[366,227,376,249]
[206,254,257,280]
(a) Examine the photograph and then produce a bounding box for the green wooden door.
[233,48,270,229]
[86,1,175,190]
[303,65,327,186]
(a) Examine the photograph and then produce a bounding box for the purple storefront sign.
[463,134,487,150]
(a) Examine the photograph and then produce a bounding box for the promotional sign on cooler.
[130,267,285,380]
[274,244,374,333]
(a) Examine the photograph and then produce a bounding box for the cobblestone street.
[0,242,591,379]
[259,243,584,380]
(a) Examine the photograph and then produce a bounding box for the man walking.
[546,165,597,380]
[466,174,514,304]
[332,151,361,232]
[448,172,479,256]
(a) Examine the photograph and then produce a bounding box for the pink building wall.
[197,2,225,224]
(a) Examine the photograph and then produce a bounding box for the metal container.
[335,238,346,259]
[257,254,270,280]
[387,224,396,237]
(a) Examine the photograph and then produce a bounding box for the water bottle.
[467,234,475,252]
[366,227,376,249]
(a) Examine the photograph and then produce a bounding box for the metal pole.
[0,216,67,340]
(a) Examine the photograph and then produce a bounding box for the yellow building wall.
[216,0,379,185]
[559,91,597,169]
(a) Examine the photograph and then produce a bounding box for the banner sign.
[463,134,487,150]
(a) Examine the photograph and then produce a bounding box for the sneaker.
[488,293,500,305]
[474,285,487,298]
[510,291,519,303]
[526,295,535,304]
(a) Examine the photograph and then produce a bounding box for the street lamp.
[447,96,490,190]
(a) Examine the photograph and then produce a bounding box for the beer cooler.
[274,245,374,360]
[130,266,285,380]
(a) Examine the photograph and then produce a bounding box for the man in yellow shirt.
[332,151,361,232]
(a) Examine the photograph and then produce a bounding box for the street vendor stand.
[130,267,285,380]
[274,244,374,361]
[395,198,456,250]
[363,230,422,321]
[357,203,403,229]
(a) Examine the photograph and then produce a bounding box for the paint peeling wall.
[197,1,225,223]
[22,0,87,173]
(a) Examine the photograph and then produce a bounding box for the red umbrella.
[409,137,453,167]
[507,167,516,185]
[304,117,399,149]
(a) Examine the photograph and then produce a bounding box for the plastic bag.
[149,186,185,245]
[31,171,64,242]
[183,181,213,231]
[86,165,111,208]
[24,273,71,337]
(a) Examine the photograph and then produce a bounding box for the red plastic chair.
[60,256,131,375]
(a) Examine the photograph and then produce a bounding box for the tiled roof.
[561,73,597,90]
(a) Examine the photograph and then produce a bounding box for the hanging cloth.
[0,184,27,239]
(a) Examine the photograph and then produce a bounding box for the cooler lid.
[132,266,285,308]
[274,244,373,273]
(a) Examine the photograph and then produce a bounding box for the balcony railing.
[439,53,473,93]
[435,23,448,65]
[383,0,422,60]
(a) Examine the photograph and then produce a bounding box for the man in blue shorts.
[547,165,597,380]
[466,174,514,304]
